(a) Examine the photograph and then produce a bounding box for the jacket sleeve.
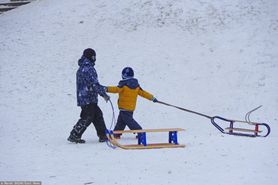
[85,66,107,97]
[138,87,154,100]
[107,86,122,93]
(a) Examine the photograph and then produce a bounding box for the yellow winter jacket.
[107,78,154,111]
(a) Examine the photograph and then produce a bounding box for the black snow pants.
[70,103,107,139]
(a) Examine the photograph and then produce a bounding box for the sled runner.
[106,128,185,150]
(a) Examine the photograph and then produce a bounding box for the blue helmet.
[122,67,134,79]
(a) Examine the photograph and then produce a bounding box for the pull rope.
[156,100,212,119]
[156,100,263,125]
[106,99,117,149]
[108,99,116,130]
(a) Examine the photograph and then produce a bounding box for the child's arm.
[138,88,154,100]
[106,86,122,94]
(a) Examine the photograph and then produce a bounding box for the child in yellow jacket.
[106,67,157,137]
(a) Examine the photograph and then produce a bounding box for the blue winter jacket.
[76,56,107,106]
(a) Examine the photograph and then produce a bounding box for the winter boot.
[67,135,86,144]
[98,135,108,142]
[68,118,90,144]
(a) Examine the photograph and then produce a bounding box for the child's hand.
[152,97,158,103]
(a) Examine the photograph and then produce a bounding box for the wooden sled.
[106,128,185,150]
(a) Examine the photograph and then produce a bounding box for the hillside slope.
[0,0,277,185]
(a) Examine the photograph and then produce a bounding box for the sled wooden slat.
[225,127,262,133]
[113,128,185,134]
[119,143,185,149]
[107,135,185,150]
[107,128,185,150]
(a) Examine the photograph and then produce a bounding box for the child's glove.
[152,97,158,103]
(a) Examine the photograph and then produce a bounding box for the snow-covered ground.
[0,0,277,185]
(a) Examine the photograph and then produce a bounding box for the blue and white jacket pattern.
[76,56,107,106]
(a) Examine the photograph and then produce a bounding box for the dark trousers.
[70,103,107,139]
[114,111,142,131]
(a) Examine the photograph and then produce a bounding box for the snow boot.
[67,135,86,144]
[68,118,91,143]
[98,135,108,142]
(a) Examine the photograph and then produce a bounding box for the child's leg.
[113,111,127,138]
[114,111,126,131]
[121,111,142,130]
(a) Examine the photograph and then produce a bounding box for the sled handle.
[210,116,232,133]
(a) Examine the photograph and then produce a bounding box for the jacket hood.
[78,56,95,67]
[118,78,139,89]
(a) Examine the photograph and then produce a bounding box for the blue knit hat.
[122,67,134,79]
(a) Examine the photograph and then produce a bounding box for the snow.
[0,0,278,184]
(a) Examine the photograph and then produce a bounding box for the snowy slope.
[0,0,278,185]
